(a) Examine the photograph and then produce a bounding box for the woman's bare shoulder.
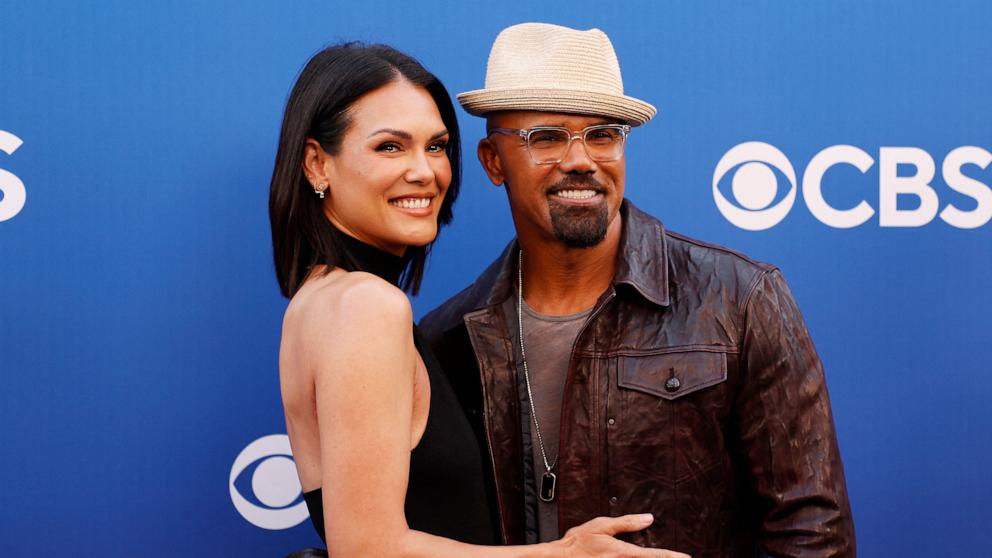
[282,269,413,372]
[286,269,411,329]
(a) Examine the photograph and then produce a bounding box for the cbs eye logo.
[712,142,797,231]
[713,141,992,230]
[229,434,309,530]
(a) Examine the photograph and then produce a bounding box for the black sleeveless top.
[303,235,496,546]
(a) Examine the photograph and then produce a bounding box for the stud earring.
[314,183,327,199]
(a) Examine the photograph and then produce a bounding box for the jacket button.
[665,377,681,392]
[609,496,618,504]
[607,417,616,426]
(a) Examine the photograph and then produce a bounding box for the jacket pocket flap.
[618,351,728,400]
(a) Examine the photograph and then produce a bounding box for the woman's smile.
[388,193,437,215]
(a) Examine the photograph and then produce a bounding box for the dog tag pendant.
[540,471,557,502]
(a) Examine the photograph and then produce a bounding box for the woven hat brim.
[457,88,657,126]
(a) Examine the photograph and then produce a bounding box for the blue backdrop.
[2,1,989,556]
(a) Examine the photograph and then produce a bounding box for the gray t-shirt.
[518,297,593,542]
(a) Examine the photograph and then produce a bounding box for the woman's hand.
[550,514,692,558]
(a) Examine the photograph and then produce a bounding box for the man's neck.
[518,215,622,316]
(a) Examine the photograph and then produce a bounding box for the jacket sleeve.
[736,268,856,557]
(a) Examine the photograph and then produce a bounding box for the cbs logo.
[713,141,992,230]
[229,434,309,530]
[0,129,26,222]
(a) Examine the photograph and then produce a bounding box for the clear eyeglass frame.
[487,123,632,165]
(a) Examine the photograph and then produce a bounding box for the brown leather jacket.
[420,200,855,557]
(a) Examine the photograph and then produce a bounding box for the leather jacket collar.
[464,200,671,313]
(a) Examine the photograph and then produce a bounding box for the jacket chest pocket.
[611,350,730,486]
[618,350,727,400]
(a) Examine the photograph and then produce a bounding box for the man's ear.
[477,138,505,186]
[302,138,333,188]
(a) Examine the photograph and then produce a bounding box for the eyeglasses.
[487,124,631,165]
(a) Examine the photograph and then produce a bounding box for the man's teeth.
[555,189,597,200]
[391,198,431,209]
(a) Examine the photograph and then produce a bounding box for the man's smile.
[546,177,607,206]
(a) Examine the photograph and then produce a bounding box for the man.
[421,23,855,557]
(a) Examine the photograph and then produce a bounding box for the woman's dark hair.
[269,43,461,298]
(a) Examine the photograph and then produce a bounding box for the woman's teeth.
[391,198,431,209]
[555,189,597,200]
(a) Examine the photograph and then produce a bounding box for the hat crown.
[484,23,624,95]
[457,22,656,126]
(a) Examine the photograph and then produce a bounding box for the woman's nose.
[404,152,434,184]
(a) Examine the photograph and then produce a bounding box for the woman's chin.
[404,232,437,247]
[352,234,431,257]
[388,227,438,250]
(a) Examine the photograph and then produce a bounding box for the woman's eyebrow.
[367,129,449,140]
[367,128,412,139]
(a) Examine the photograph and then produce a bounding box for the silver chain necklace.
[517,249,558,503]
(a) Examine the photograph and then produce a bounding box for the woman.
[269,43,684,558]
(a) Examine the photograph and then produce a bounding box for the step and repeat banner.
[1,1,989,556]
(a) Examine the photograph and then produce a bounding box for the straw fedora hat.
[457,22,656,126]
